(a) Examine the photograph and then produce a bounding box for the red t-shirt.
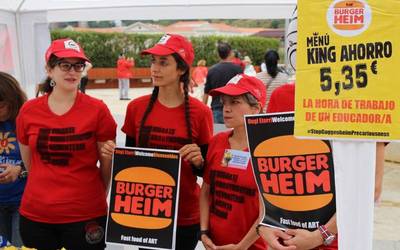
[16,92,117,223]
[192,66,208,85]
[117,58,134,78]
[121,95,213,225]
[231,58,246,70]
[267,83,295,113]
[204,131,266,249]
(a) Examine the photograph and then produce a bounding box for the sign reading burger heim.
[106,147,181,250]
[295,0,400,141]
[245,113,335,230]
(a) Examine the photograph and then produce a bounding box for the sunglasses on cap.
[57,61,86,72]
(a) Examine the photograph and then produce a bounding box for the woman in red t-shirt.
[200,74,268,250]
[191,59,208,101]
[16,38,116,250]
[101,34,213,250]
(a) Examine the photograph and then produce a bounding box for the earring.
[50,79,56,87]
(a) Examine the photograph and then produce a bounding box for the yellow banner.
[295,0,400,141]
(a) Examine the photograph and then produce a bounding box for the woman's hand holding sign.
[179,143,204,168]
[284,228,323,250]
[100,140,116,160]
[258,226,296,250]
[201,234,217,250]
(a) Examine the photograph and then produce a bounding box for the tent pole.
[15,0,26,87]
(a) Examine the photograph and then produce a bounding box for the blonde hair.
[197,59,206,67]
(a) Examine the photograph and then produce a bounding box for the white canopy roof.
[2,0,296,20]
[0,0,296,97]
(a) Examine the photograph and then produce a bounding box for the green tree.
[51,29,279,67]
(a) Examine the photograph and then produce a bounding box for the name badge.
[221,149,250,170]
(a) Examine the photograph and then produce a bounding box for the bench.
[87,67,152,89]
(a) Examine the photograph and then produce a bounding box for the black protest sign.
[106,147,181,249]
[245,112,336,230]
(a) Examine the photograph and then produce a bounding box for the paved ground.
[86,88,400,249]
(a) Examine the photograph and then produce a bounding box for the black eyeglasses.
[57,61,86,72]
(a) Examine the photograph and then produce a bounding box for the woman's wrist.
[18,162,28,179]
[199,229,209,240]
[200,229,209,235]
[192,159,204,169]
[312,229,325,246]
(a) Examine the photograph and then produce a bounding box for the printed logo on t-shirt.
[36,127,93,166]
[210,170,256,219]
[0,131,16,154]
[0,130,21,167]
[141,126,191,150]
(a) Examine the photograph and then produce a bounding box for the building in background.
[66,20,274,37]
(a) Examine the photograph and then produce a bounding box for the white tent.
[0,0,296,97]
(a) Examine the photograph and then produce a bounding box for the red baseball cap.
[210,74,267,109]
[45,38,90,63]
[141,34,194,66]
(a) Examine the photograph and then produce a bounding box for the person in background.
[79,61,92,93]
[266,82,295,113]
[117,53,134,100]
[200,74,267,250]
[260,62,267,73]
[231,50,245,70]
[243,56,257,77]
[374,142,386,203]
[101,34,213,250]
[16,38,116,250]
[191,59,208,101]
[204,42,242,123]
[256,50,289,112]
[0,72,27,247]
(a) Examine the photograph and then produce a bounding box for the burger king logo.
[254,135,334,212]
[111,167,176,229]
[327,0,372,37]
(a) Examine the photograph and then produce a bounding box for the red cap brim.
[209,85,249,97]
[53,51,90,62]
[141,44,176,56]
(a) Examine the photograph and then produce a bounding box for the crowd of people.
[0,33,387,250]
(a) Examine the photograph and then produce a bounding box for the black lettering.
[49,132,93,142]
[215,181,256,196]
[49,143,85,151]
[375,42,384,58]
[210,206,228,219]
[215,190,244,203]
[366,43,375,59]
[215,199,233,211]
[383,41,392,57]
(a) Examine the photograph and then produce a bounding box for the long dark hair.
[138,53,192,147]
[0,72,27,122]
[36,55,59,96]
[265,50,280,78]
